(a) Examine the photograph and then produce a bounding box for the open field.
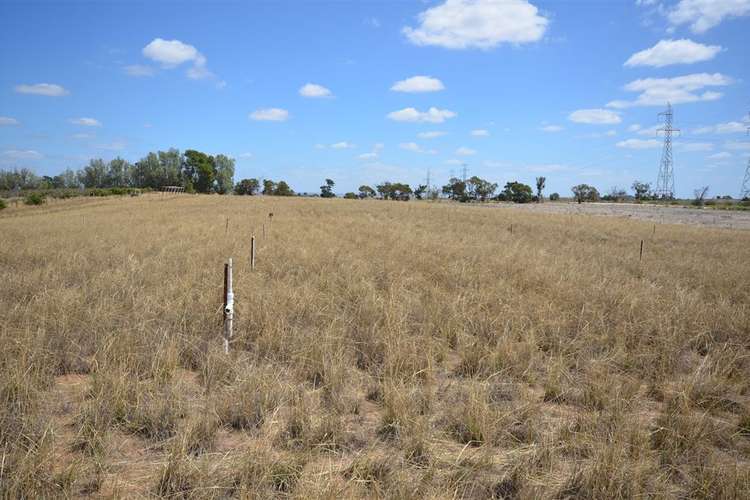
[494,201,750,231]
[2,194,750,498]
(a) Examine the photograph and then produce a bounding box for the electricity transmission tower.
[655,102,679,199]
[461,164,468,183]
[741,111,750,200]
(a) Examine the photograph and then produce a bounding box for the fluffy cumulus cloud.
[387,107,457,123]
[607,73,732,108]
[331,141,355,149]
[568,109,622,124]
[403,0,548,49]
[471,129,490,136]
[299,83,333,97]
[69,117,101,127]
[625,39,722,67]
[14,83,68,96]
[142,38,214,80]
[693,121,748,134]
[418,131,447,139]
[667,0,750,33]
[455,146,476,156]
[0,117,19,126]
[616,138,661,149]
[358,143,384,160]
[391,76,445,93]
[249,108,289,122]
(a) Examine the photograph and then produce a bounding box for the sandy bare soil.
[494,201,750,230]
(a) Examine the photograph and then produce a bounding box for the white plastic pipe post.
[224,258,234,354]
[251,236,256,270]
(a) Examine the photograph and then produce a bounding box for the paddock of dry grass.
[2,193,749,498]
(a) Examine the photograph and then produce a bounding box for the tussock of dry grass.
[1,194,750,498]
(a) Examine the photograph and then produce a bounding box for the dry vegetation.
[1,193,750,498]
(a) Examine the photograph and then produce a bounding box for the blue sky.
[1,0,749,197]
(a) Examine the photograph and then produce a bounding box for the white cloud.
[69,117,101,127]
[418,131,447,139]
[692,121,748,134]
[708,151,731,159]
[1,149,43,160]
[331,141,355,149]
[569,109,622,124]
[250,108,289,122]
[299,83,333,98]
[455,146,476,156]
[142,38,214,80]
[668,0,750,33]
[143,38,199,66]
[400,142,437,154]
[403,0,548,49]
[607,73,732,108]
[358,152,378,160]
[0,117,19,126]
[471,129,490,136]
[675,141,713,152]
[540,124,564,132]
[624,39,722,67]
[123,64,155,77]
[628,124,642,132]
[391,76,445,93]
[636,124,662,136]
[14,83,69,96]
[616,138,661,149]
[387,107,457,123]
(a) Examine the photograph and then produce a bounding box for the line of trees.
[0,148,235,194]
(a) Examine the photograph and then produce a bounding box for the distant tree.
[604,186,628,202]
[572,184,600,203]
[133,152,162,189]
[535,176,546,203]
[234,178,260,195]
[53,169,79,189]
[158,149,183,187]
[631,180,651,201]
[413,184,428,200]
[78,159,108,188]
[358,185,376,199]
[262,179,276,195]
[213,154,235,194]
[502,181,534,203]
[274,180,294,196]
[320,178,336,198]
[442,177,467,201]
[467,176,497,202]
[183,150,215,194]
[343,192,358,199]
[377,181,412,200]
[693,186,709,207]
[107,157,132,187]
[549,192,560,201]
[0,168,40,191]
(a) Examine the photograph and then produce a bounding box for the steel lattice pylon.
[655,103,679,199]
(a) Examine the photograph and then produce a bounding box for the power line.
[655,102,679,199]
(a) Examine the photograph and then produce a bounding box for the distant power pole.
[741,110,750,200]
[425,167,431,189]
[655,102,679,199]
[461,163,468,183]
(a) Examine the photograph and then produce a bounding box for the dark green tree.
[262,179,276,195]
[358,185,376,199]
[183,150,215,194]
[631,181,651,201]
[502,181,534,203]
[442,177,467,201]
[320,178,336,198]
[535,176,546,203]
[571,184,600,203]
[274,181,294,196]
[234,178,260,195]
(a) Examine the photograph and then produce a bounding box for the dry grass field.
[2,193,750,499]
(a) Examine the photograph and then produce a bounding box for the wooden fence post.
[639,240,644,262]
[223,258,234,354]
